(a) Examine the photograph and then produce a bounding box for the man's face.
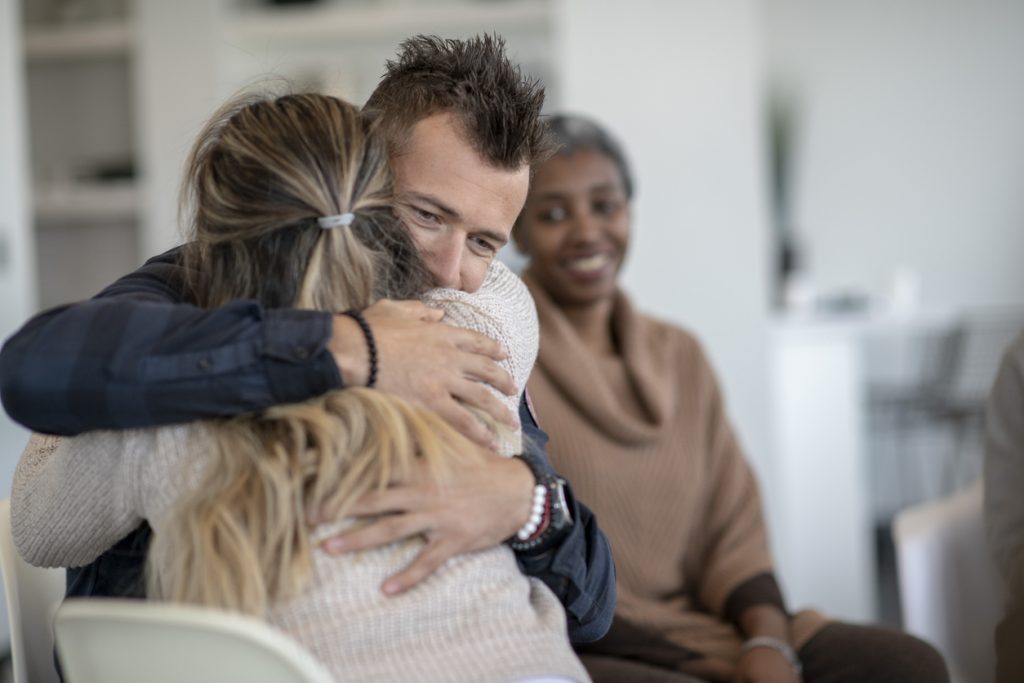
[390,112,530,293]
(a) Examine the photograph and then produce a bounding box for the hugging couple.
[6,34,612,683]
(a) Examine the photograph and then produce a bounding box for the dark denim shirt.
[2,247,615,643]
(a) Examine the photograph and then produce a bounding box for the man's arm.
[0,248,337,435]
[512,397,616,643]
[0,248,514,440]
[327,394,617,644]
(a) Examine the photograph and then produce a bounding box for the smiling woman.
[513,114,950,683]
[514,146,629,318]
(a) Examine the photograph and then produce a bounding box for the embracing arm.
[514,397,617,644]
[0,248,339,436]
[11,433,144,568]
[0,248,513,442]
[324,394,617,643]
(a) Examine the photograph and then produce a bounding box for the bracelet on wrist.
[740,636,802,676]
[507,454,574,553]
[514,484,549,541]
[341,308,378,388]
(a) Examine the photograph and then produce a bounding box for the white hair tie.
[318,212,355,229]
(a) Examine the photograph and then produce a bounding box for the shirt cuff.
[262,308,341,404]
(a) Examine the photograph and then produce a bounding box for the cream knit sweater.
[12,262,588,683]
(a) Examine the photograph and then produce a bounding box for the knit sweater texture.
[12,263,588,683]
[522,275,826,662]
[422,261,539,456]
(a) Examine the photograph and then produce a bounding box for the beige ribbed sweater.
[13,428,587,683]
[523,276,826,662]
[11,263,588,683]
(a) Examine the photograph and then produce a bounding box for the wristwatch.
[508,455,574,553]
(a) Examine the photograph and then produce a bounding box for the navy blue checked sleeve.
[514,394,617,644]
[0,247,341,435]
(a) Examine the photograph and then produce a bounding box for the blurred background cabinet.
[18,0,559,309]
[22,0,139,309]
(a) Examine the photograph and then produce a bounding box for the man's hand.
[321,451,535,595]
[733,648,802,683]
[330,299,517,447]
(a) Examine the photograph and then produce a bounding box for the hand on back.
[319,448,536,596]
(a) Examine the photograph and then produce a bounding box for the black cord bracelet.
[342,308,378,388]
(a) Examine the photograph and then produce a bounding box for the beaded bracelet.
[342,309,378,388]
[515,484,549,541]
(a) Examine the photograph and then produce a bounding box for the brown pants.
[580,622,949,683]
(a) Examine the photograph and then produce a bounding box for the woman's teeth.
[567,254,608,273]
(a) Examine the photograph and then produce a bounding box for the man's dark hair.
[364,34,553,170]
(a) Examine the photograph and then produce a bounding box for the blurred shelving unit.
[225,0,551,44]
[32,182,139,224]
[21,1,141,308]
[23,18,133,61]
[14,0,560,311]
[218,0,558,108]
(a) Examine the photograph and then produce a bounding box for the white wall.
[135,0,225,256]
[0,0,38,648]
[767,0,1024,310]
[556,0,773,480]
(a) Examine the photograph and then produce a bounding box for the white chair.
[893,479,1005,683]
[55,599,335,683]
[0,497,65,683]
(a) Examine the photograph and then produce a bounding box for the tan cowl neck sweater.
[523,275,826,662]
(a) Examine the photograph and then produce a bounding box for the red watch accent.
[523,494,552,543]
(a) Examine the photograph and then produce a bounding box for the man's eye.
[469,237,497,257]
[414,208,441,225]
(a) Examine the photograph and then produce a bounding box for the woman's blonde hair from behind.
[147,91,482,616]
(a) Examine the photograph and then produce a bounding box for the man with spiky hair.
[1,34,615,644]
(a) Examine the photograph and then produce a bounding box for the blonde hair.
[147,91,478,615]
[180,91,428,310]
[148,389,479,615]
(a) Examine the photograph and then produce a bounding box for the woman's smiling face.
[516,149,631,310]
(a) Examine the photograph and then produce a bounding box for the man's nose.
[430,237,462,289]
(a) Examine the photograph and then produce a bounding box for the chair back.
[0,498,65,683]
[55,598,335,683]
[893,480,1006,683]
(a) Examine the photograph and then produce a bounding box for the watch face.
[552,479,573,526]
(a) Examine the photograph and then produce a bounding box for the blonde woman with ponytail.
[12,92,589,683]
